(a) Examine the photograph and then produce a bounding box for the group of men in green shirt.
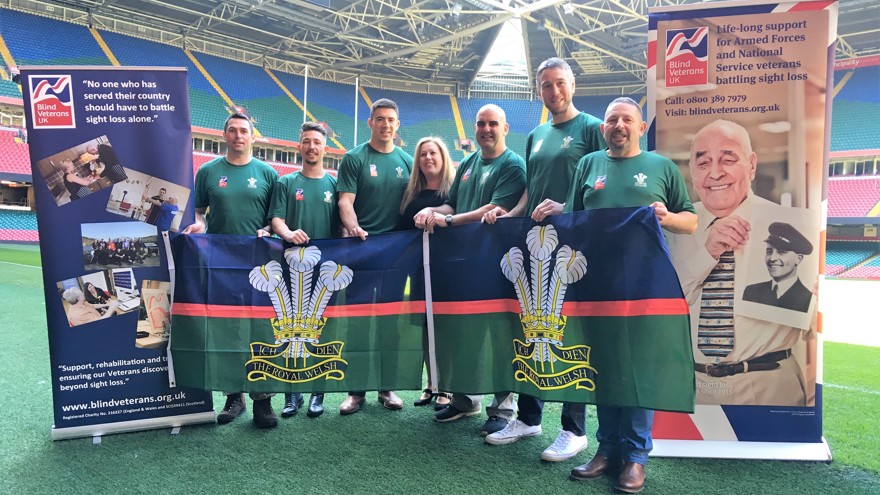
[185,56,696,494]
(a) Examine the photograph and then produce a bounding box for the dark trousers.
[595,406,654,465]
[349,391,391,397]
[517,394,586,436]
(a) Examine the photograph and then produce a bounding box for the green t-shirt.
[446,148,526,213]
[194,156,278,235]
[525,112,604,214]
[336,142,413,234]
[564,151,695,214]
[269,171,339,240]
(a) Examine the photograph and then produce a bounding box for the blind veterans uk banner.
[429,208,695,412]
[170,208,695,414]
[170,231,426,393]
[646,0,835,460]
[21,66,214,440]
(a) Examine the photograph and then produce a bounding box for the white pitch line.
[824,383,880,396]
[0,260,41,269]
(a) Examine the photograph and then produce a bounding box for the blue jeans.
[517,395,586,436]
[595,406,653,465]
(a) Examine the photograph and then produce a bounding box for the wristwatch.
[445,214,453,226]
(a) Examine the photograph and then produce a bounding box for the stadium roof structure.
[12,0,880,95]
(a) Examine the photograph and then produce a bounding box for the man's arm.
[182,207,207,234]
[338,192,366,240]
[652,203,697,234]
[483,191,527,224]
[271,217,310,244]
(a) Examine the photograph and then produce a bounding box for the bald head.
[475,104,509,158]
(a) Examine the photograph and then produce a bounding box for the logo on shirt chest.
[369,164,378,177]
[248,177,258,189]
[219,176,228,188]
[462,168,472,182]
[633,173,648,188]
[323,191,333,203]
[296,188,304,201]
[561,136,573,149]
[594,175,606,190]
[396,166,404,179]
[532,139,543,154]
[481,171,490,185]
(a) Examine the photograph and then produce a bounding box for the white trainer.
[540,430,588,462]
[485,419,542,445]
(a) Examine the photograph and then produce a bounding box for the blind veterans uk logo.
[28,75,76,128]
[665,27,709,87]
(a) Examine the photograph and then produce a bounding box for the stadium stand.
[457,97,543,159]
[192,52,301,142]
[0,128,31,180]
[275,71,359,150]
[827,176,880,217]
[98,31,231,131]
[0,9,110,67]
[825,240,880,278]
[831,66,880,152]
[0,208,38,242]
[361,87,458,157]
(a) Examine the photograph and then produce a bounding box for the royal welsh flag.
[429,207,695,412]
[170,231,425,393]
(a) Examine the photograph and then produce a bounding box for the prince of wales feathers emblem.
[246,246,353,383]
[501,225,597,390]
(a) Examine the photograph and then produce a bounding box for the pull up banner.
[646,0,836,460]
[20,66,214,440]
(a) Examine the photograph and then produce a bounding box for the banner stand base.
[652,438,832,461]
[51,411,216,441]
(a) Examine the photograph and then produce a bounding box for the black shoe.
[281,393,304,418]
[434,405,481,423]
[216,393,245,425]
[252,398,278,429]
[307,394,324,418]
[480,415,510,436]
[414,388,434,407]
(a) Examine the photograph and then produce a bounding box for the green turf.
[1,244,878,494]
[0,244,41,266]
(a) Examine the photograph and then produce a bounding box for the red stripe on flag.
[789,1,834,11]
[172,301,427,318]
[652,411,704,440]
[432,298,688,316]
[647,40,656,69]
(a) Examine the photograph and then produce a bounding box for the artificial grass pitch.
[1,245,878,494]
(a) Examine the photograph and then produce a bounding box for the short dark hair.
[159,188,167,193]
[536,57,574,81]
[371,98,399,118]
[606,97,642,119]
[301,121,327,137]
[224,112,253,133]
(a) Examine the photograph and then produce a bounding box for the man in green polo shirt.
[482,56,605,464]
[414,103,526,436]
[182,112,279,428]
[269,121,339,420]
[562,97,696,493]
[337,98,412,415]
